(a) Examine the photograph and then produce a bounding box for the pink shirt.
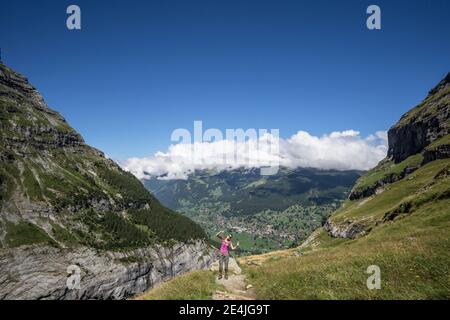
[220,240,230,255]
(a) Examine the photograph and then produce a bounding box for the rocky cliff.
[387,72,449,163]
[326,72,450,239]
[0,63,212,299]
[348,72,450,201]
[0,240,212,300]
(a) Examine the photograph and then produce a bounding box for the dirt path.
[212,274,256,300]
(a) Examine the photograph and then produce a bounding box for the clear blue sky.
[1,0,449,161]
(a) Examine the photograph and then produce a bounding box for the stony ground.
[212,274,255,300]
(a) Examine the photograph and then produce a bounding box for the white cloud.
[123,130,387,180]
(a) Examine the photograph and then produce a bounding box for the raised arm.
[231,241,240,250]
[216,230,224,240]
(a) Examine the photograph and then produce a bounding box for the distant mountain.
[0,63,211,299]
[145,167,363,254]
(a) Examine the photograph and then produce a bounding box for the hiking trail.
[212,274,256,300]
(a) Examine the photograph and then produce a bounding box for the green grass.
[72,210,154,250]
[229,231,280,255]
[242,157,450,299]
[95,162,155,206]
[0,162,18,206]
[50,221,79,246]
[130,206,206,242]
[332,158,449,224]
[22,166,43,201]
[136,270,220,300]
[4,221,58,248]
[351,153,424,194]
[71,207,204,251]
[426,134,450,150]
[245,199,450,299]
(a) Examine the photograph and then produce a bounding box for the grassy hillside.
[135,270,221,300]
[333,158,449,226]
[244,169,449,299]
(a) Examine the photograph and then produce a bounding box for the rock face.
[326,72,449,239]
[387,73,449,163]
[347,72,449,202]
[0,64,84,149]
[0,240,213,300]
[348,159,421,200]
[323,220,367,239]
[0,63,210,299]
[423,144,450,164]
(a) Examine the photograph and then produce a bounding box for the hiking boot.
[224,273,228,280]
[218,274,222,280]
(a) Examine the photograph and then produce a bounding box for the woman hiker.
[216,230,240,280]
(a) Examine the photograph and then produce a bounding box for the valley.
[145,167,363,254]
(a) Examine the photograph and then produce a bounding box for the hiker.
[216,230,239,280]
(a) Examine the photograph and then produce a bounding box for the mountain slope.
[145,167,363,254]
[240,72,450,299]
[0,63,211,299]
[0,63,205,248]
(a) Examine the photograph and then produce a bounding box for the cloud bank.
[123,130,387,180]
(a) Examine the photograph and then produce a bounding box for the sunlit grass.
[245,199,450,299]
[135,270,222,300]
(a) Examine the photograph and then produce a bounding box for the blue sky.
[1,0,450,161]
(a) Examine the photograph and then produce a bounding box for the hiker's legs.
[218,255,224,278]
[224,255,229,279]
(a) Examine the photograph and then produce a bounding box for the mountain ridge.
[387,72,449,163]
[0,63,212,299]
